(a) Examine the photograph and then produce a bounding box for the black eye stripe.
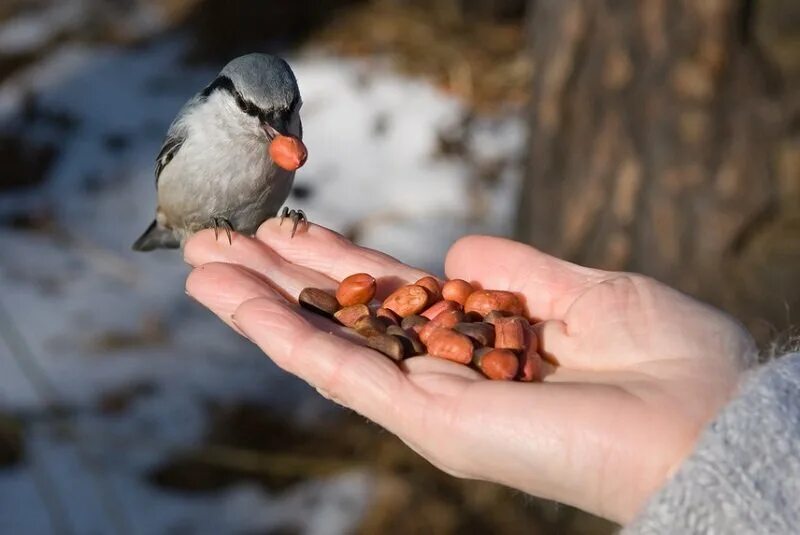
[202,75,273,124]
[201,75,235,97]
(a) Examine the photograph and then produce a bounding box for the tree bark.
[517,0,800,342]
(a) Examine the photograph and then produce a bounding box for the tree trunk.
[517,0,800,343]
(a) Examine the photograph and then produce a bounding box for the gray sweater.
[627,352,800,534]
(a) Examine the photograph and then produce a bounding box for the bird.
[132,53,308,252]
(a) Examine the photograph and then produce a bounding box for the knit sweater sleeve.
[625,352,800,534]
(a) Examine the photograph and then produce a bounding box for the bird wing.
[154,95,203,184]
[154,135,184,184]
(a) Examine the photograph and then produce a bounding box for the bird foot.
[212,217,234,245]
[279,207,308,238]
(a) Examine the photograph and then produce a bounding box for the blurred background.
[0,0,797,533]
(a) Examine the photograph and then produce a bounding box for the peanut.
[518,350,543,382]
[334,304,371,328]
[421,300,461,320]
[299,288,340,317]
[429,308,464,329]
[418,306,465,343]
[465,290,523,318]
[426,328,474,364]
[307,274,550,382]
[269,135,308,171]
[441,279,474,306]
[382,284,430,317]
[418,320,445,345]
[336,273,376,307]
[494,316,528,352]
[474,348,519,380]
[525,322,539,354]
[415,276,442,301]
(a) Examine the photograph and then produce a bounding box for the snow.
[0,1,169,56]
[0,3,83,55]
[0,31,524,535]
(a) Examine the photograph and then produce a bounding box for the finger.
[402,355,484,383]
[184,229,336,300]
[444,235,602,320]
[186,262,280,332]
[256,218,430,298]
[187,261,366,343]
[233,296,410,428]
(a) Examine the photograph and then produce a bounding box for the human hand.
[183,220,756,523]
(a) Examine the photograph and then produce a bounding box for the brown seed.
[463,311,484,323]
[376,307,401,327]
[421,300,461,320]
[333,304,371,328]
[426,329,474,364]
[299,288,340,317]
[475,348,519,380]
[401,314,429,333]
[494,316,528,352]
[518,350,543,382]
[354,315,387,338]
[382,284,430,317]
[454,322,495,347]
[336,273,376,307]
[464,290,523,318]
[483,310,513,325]
[415,276,442,301]
[441,279,474,306]
[367,334,406,361]
[386,325,426,355]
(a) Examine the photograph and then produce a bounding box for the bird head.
[208,53,307,172]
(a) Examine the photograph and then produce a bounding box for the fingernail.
[315,387,340,405]
[231,314,252,341]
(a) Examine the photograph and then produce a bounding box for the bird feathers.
[134,53,303,251]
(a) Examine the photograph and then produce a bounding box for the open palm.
[184,220,755,523]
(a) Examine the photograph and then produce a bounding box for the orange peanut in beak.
[269,135,307,171]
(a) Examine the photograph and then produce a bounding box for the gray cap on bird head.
[219,53,301,113]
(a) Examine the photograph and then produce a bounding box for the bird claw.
[279,207,308,238]
[212,217,234,245]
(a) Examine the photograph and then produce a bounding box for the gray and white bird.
[132,53,308,251]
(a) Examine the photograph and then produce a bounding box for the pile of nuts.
[299,274,543,381]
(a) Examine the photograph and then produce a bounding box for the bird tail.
[131,220,180,251]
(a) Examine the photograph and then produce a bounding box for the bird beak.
[263,123,280,140]
[268,134,307,171]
